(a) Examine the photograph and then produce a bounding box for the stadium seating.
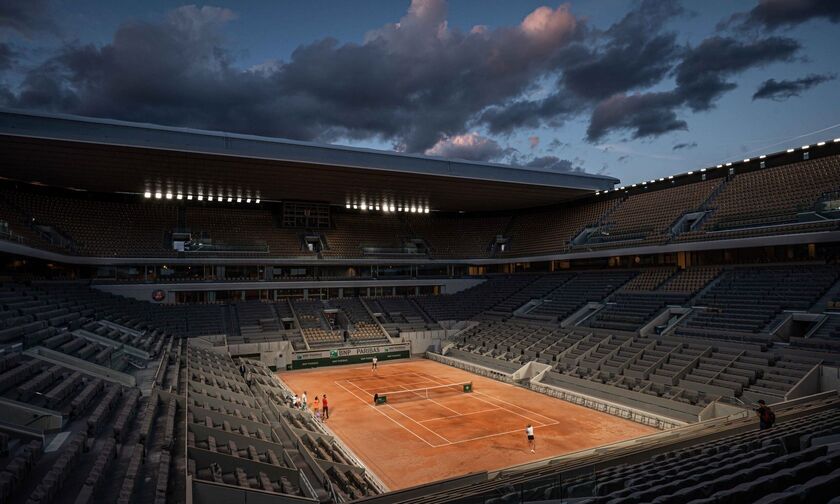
[675,265,840,343]
[2,152,839,260]
[582,178,722,248]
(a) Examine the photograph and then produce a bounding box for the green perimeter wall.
[289,343,411,370]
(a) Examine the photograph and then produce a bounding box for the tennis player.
[526,424,535,453]
[371,356,378,373]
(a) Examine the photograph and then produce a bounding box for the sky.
[0,0,838,186]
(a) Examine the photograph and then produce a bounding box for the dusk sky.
[1,0,838,185]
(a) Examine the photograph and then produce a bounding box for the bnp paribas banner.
[290,343,410,369]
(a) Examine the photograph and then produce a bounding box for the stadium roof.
[0,109,617,212]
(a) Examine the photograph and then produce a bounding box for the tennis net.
[374,381,473,405]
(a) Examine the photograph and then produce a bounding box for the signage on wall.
[151,289,166,302]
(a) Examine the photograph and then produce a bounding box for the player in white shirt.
[526,424,535,453]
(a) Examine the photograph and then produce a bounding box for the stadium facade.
[1,109,840,503]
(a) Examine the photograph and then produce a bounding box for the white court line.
[416,371,556,425]
[350,380,441,393]
[417,407,502,422]
[345,380,452,445]
[333,380,442,448]
[392,384,462,417]
[442,420,560,447]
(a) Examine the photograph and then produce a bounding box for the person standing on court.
[322,394,329,420]
[526,424,536,453]
[371,356,378,374]
[301,391,308,411]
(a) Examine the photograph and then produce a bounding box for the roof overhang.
[0,109,617,212]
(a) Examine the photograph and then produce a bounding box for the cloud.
[586,35,800,141]
[587,91,686,141]
[560,0,684,101]
[424,132,504,161]
[725,0,840,30]
[672,141,697,150]
[0,43,15,71]
[478,0,683,135]
[752,73,835,101]
[0,0,819,155]
[0,0,57,36]
[4,0,589,154]
[674,35,800,111]
[518,155,585,173]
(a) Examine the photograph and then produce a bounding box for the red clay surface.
[278,359,656,490]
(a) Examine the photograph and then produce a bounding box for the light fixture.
[176,194,183,200]
[410,206,417,213]
[237,197,242,203]
[668,176,674,179]
[187,194,193,200]
[786,148,795,153]
[743,159,750,163]
[246,198,252,203]
[165,192,173,200]
[255,198,260,204]
[834,138,840,143]
[144,191,151,198]
[702,167,709,171]
[352,203,358,209]
[595,191,600,195]
[817,141,826,146]
[716,164,723,168]
[759,155,766,159]
[154,192,162,199]
[227,197,232,202]
[801,145,810,149]
[424,207,430,213]
[658,178,664,182]
[687,171,694,175]
[632,184,637,187]
[217,196,224,202]
[390,204,396,212]
[345,203,351,209]
[197,195,204,201]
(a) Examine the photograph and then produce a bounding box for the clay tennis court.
[278,359,656,490]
